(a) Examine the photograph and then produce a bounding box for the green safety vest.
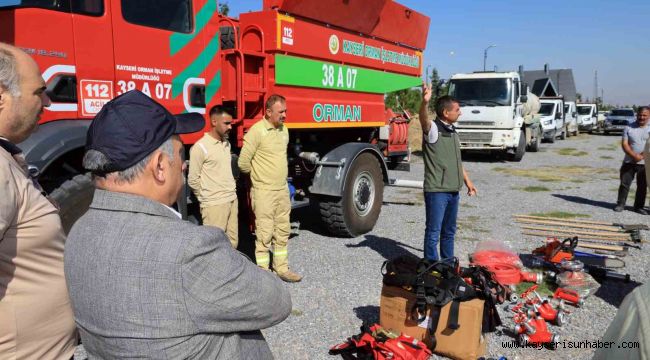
[423,119,463,193]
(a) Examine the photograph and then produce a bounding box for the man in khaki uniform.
[238,95,302,282]
[189,105,238,248]
[0,43,77,359]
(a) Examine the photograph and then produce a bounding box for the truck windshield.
[539,103,555,116]
[448,78,511,106]
[576,106,593,115]
[0,0,103,15]
[611,110,635,117]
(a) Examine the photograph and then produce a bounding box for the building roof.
[523,69,577,102]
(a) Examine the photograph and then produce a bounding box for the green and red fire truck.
[0,0,430,237]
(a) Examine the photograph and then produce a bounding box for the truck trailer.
[0,0,430,237]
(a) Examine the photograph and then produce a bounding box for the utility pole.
[483,45,496,71]
[593,70,599,104]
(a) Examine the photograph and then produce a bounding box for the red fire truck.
[0,0,429,237]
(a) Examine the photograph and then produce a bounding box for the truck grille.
[459,121,495,126]
[458,132,493,143]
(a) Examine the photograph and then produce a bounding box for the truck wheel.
[509,130,526,162]
[560,126,567,140]
[318,153,384,237]
[220,26,237,50]
[49,173,95,235]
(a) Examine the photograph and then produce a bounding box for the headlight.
[543,120,552,125]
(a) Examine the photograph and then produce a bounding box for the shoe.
[613,205,624,212]
[634,208,649,215]
[276,270,303,283]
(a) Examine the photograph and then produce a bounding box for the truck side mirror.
[520,95,528,103]
[555,112,562,120]
[521,86,528,96]
[572,112,576,117]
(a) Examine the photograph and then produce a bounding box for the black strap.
[0,138,21,155]
[427,305,442,350]
[446,300,461,330]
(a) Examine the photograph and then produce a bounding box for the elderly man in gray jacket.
[64,90,291,359]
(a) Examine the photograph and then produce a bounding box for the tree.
[427,67,448,114]
[218,2,230,16]
[385,88,422,115]
[576,93,583,102]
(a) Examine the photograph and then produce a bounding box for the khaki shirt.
[0,146,77,359]
[188,133,237,207]
[238,118,289,190]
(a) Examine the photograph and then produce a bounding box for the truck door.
[71,1,115,118]
[111,0,197,113]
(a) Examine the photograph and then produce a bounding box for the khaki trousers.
[251,187,291,273]
[202,199,239,249]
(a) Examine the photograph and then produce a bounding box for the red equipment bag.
[329,324,432,360]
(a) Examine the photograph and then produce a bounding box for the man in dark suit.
[64,90,291,359]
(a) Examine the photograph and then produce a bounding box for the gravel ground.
[75,132,646,359]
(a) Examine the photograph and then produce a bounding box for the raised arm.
[419,81,433,134]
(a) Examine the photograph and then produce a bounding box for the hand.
[466,181,477,197]
[422,81,432,104]
[634,153,645,162]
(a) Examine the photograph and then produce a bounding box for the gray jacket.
[64,190,291,359]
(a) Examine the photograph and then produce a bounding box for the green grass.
[555,148,588,156]
[600,155,614,160]
[528,211,591,219]
[291,309,304,316]
[493,166,610,183]
[570,179,586,183]
[517,186,551,192]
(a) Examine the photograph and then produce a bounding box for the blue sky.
[227,0,650,106]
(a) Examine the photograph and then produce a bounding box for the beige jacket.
[0,146,77,359]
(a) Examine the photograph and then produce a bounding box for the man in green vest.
[419,83,477,261]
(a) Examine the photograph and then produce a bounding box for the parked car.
[576,104,598,133]
[539,97,566,142]
[604,108,635,134]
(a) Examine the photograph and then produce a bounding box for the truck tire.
[527,127,540,152]
[509,130,526,162]
[559,126,567,140]
[220,26,237,50]
[49,173,95,235]
[318,153,384,237]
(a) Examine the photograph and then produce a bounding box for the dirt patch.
[493,166,610,182]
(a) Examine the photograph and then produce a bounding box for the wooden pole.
[520,225,631,239]
[514,218,624,232]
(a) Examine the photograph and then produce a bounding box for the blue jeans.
[423,191,460,261]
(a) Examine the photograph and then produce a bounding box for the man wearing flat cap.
[64,90,291,359]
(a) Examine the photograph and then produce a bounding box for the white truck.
[576,103,598,133]
[564,101,579,137]
[448,71,542,161]
[539,97,566,143]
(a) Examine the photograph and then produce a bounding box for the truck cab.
[576,103,598,133]
[539,97,566,143]
[564,101,578,136]
[448,71,542,161]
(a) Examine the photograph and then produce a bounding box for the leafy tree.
[219,2,230,16]
[427,67,448,114]
[576,93,582,102]
[385,88,422,115]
